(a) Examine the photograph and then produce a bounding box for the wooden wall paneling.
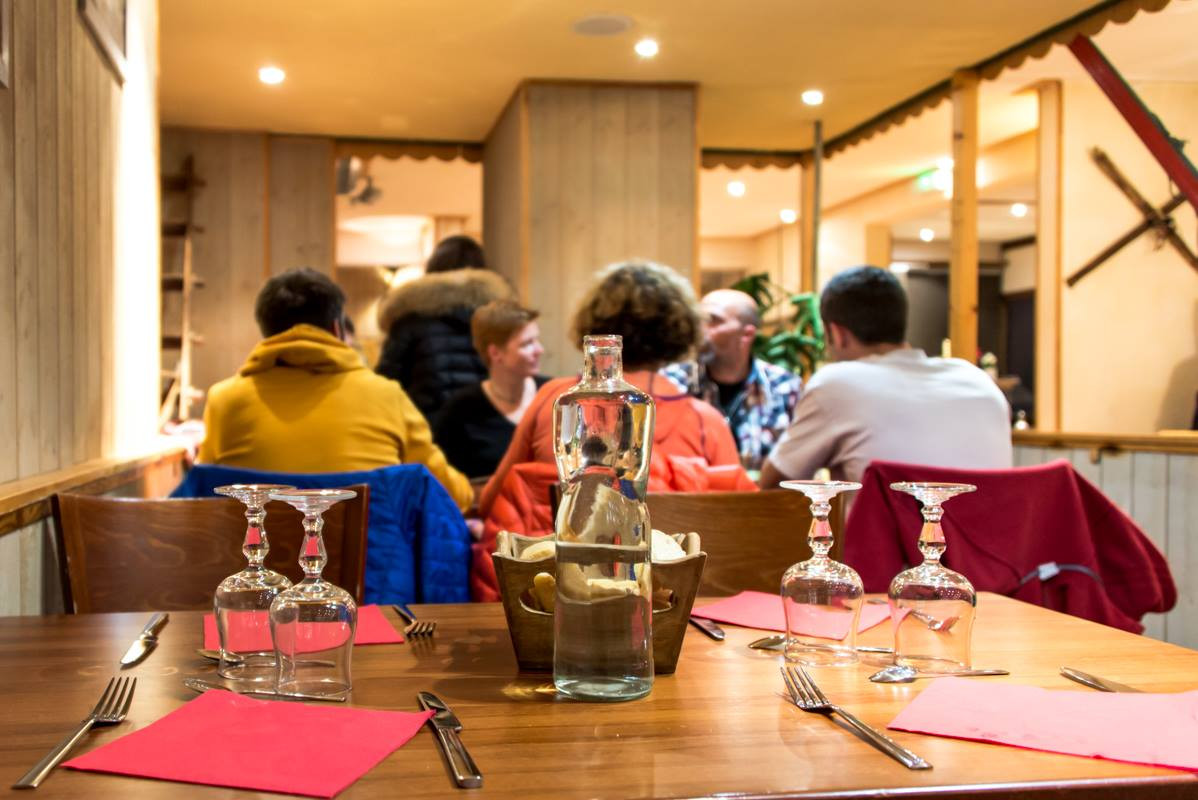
[227,133,269,369]
[593,86,627,268]
[56,0,75,469]
[268,136,335,275]
[525,85,564,374]
[85,33,100,460]
[13,0,40,478]
[949,69,979,362]
[99,69,116,455]
[658,88,696,278]
[0,0,16,483]
[71,4,88,463]
[1069,447,1101,485]
[624,87,659,266]
[1099,450,1134,517]
[1131,451,1169,641]
[481,91,526,299]
[35,0,60,473]
[1165,454,1198,649]
[1034,81,1063,430]
[558,85,593,361]
[192,132,235,399]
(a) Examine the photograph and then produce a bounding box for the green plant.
[731,272,825,379]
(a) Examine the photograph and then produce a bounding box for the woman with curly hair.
[476,260,746,522]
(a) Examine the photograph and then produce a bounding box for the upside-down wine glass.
[268,488,358,700]
[779,480,863,666]
[212,484,295,684]
[887,482,977,673]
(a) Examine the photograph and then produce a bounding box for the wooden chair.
[646,490,844,596]
[53,486,370,613]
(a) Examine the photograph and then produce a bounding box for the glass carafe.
[552,335,656,702]
[888,482,977,673]
[212,484,295,684]
[268,488,358,700]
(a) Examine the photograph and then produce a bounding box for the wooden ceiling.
[160,0,1106,150]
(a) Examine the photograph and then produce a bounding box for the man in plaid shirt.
[663,289,802,474]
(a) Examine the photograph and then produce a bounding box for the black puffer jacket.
[375,269,512,420]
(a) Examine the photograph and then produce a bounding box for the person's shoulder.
[753,358,801,387]
[533,374,552,389]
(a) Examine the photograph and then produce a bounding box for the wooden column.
[1034,80,1063,430]
[865,224,893,268]
[949,69,979,362]
[483,81,698,376]
[800,153,819,291]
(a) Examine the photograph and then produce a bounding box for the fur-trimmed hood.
[377,269,513,333]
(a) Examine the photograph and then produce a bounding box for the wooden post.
[799,121,822,293]
[865,224,892,268]
[1035,80,1063,430]
[949,69,979,363]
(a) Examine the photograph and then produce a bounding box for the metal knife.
[689,616,726,641]
[1060,667,1142,693]
[120,612,169,668]
[418,691,483,789]
[183,677,344,703]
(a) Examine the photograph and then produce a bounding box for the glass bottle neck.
[581,337,623,385]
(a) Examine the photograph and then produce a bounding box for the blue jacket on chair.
[171,464,471,604]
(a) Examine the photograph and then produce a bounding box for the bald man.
[661,289,802,473]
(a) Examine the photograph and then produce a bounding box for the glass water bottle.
[552,335,656,702]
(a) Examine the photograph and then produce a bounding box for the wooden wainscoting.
[1013,432,1198,648]
[0,447,187,615]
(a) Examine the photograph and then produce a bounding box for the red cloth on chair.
[843,460,1175,633]
[470,457,757,601]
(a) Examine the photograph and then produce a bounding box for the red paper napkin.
[203,604,403,651]
[888,677,1198,771]
[691,590,889,636]
[64,690,433,797]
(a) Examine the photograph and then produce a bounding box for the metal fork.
[780,666,931,770]
[393,604,436,637]
[13,676,137,789]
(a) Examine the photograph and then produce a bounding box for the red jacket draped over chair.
[843,460,1175,633]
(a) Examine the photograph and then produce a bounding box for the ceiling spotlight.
[634,37,659,58]
[919,228,935,243]
[889,262,912,274]
[801,89,824,106]
[258,65,286,85]
[726,180,746,198]
[779,209,798,224]
[1010,202,1029,218]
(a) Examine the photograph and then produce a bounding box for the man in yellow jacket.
[198,268,473,511]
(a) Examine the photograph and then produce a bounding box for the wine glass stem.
[808,500,833,558]
[243,504,268,567]
[917,505,946,563]
[300,512,328,580]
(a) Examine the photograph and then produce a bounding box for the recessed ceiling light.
[726,180,746,198]
[572,14,633,36]
[1009,202,1029,218]
[258,65,285,85]
[801,89,824,106]
[779,209,798,224]
[634,38,659,58]
[919,227,935,243]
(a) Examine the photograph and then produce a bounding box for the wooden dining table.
[1,593,1195,799]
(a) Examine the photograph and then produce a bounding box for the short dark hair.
[426,235,487,273]
[571,261,701,370]
[254,268,346,337]
[820,266,907,345]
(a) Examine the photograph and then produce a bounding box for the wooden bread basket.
[492,531,706,674]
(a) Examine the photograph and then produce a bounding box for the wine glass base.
[895,653,970,673]
[784,640,859,667]
[218,652,277,683]
[277,678,351,700]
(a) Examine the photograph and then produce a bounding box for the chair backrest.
[53,486,369,613]
[647,490,842,596]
